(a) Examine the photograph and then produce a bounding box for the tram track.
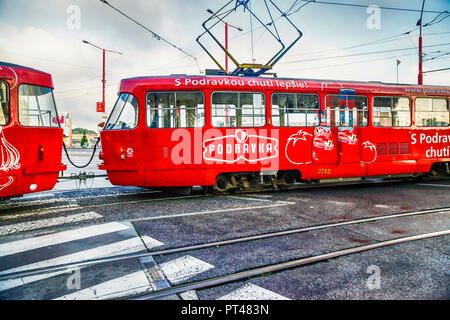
[0,189,163,212]
[0,192,208,219]
[0,205,448,283]
[126,229,450,300]
[1,176,448,218]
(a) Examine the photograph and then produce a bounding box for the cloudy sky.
[0,0,449,131]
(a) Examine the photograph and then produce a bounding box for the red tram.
[0,62,66,198]
[99,75,449,192]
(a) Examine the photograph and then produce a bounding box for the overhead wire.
[99,0,201,73]
[281,42,450,64]
[295,1,447,14]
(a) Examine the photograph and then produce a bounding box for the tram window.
[324,95,368,127]
[271,93,319,127]
[18,84,59,127]
[104,93,139,130]
[373,97,411,127]
[415,97,449,127]
[0,81,9,126]
[211,92,265,127]
[146,91,204,128]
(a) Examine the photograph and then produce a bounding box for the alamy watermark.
[366,5,381,30]
[66,268,81,290]
[66,5,81,30]
[366,264,381,290]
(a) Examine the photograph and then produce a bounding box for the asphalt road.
[0,151,448,301]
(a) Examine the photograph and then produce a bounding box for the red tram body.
[0,62,66,198]
[99,75,449,191]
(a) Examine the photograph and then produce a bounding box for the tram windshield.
[18,84,59,127]
[0,81,9,125]
[105,93,139,130]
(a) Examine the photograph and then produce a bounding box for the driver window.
[104,93,139,130]
[0,81,10,126]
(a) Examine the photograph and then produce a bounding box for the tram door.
[312,90,368,178]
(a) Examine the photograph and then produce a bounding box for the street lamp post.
[82,40,122,113]
[207,9,243,73]
[417,0,426,85]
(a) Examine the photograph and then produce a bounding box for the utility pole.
[207,9,243,73]
[225,22,228,72]
[82,40,122,115]
[417,0,426,85]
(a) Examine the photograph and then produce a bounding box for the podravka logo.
[203,130,279,163]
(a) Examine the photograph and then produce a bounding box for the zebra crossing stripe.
[0,235,159,276]
[54,270,151,300]
[0,270,68,292]
[0,222,130,258]
[159,255,214,285]
[217,283,290,300]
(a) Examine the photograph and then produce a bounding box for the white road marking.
[327,200,353,206]
[217,283,291,300]
[0,270,68,292]
[141,236,164,249]
[417,183,450,188]
[180,290,199,300]
[223,195,274,202]
[0,211,102,236]
[0,235,156,276]
[375,204,390,208]
[54,270,151,300]
[245,194,273,198]
[0,222,130,258]
[130,202,293,222]
[160,255,214,285]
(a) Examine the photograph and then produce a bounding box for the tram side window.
[324,95,368,127]
[373,97,411,127]
[146,92,204,128]
[18,84,59,127]
[211,92,265,127]
[415,97,449,127]
[0,81,9,126]
[104,93,139,130]
[271,93,319,127]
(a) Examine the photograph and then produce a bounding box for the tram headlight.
[39,145,44,161]
[120,147,125,160]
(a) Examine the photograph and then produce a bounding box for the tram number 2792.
[318,168,332,175]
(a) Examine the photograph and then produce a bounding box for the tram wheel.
[215,175,232,192]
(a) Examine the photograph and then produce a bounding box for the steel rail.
[0,193,208,217]
[0,206,448,281]
[0,177,416,216]
[126,229,450,300]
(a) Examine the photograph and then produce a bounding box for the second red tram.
[0,62,66,198]
[99,75,450,192]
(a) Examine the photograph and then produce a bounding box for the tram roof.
[0,61,53,88]
[119,74,450,97]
